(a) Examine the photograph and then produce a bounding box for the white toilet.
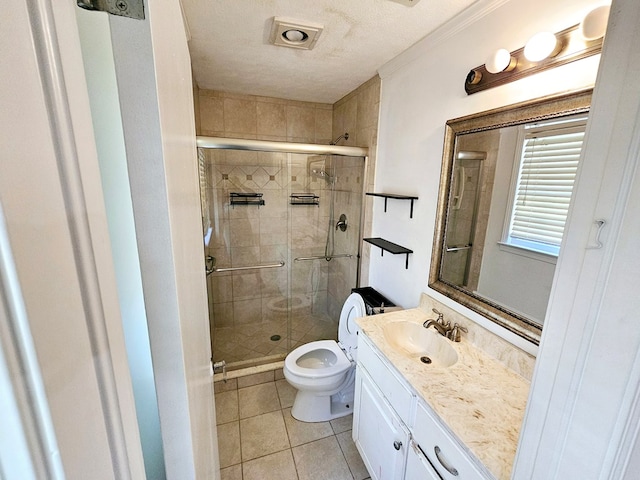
[284,292,365,422]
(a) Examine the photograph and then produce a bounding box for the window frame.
[500,115,588,261]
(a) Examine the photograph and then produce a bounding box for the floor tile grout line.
[335,430,357,480]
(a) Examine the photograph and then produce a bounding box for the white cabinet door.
[354,366,409,480]
[406,441,442,480]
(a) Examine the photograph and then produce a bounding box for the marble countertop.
[356,307,530,480]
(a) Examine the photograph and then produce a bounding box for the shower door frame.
[197,136,369,368]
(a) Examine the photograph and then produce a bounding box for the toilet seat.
[285,340,351,379]
[285,292,366,380]
[337,292,366,359]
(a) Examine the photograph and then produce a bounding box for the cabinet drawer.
[406,440,441,480]
[413,401,487,479]
[357,335,413,423]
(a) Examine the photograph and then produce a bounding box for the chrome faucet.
[423,308,452,337]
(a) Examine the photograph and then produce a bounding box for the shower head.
[330,132,349,145]
[311,168,334,182]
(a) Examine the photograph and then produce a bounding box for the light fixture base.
[465,23,603,95]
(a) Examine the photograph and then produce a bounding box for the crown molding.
[378,0,511,79]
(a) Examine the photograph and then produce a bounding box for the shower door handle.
[445,244,472,252]
[209,261,285,273]
[205,255,216,276]
[452,166,465,210]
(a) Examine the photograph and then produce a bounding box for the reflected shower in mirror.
[430,89,592,345]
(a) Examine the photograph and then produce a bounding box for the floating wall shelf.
[364,237,413,269]
[366,193,418,218]
[230,192,265,207]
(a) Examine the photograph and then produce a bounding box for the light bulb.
[524,32,558,62]
[580,5,610,41]
[486,49,514,74]
[283,29,305,42]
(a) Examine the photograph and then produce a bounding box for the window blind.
[508,120,586,253]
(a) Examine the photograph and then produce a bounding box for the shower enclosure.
[197,137,368,370]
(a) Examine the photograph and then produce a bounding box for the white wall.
[373,0,602,347]
[75,8,165,479]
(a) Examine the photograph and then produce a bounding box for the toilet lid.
[338,293,365,356]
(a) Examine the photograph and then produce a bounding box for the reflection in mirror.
[429,90,592,345]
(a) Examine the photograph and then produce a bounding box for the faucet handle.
[432,308,444,324]
[448,323,468,342]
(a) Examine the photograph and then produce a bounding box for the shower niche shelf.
[290,193,319,206]
[230,192,265,207]
[364,237,413,269]
[366,193,418,218]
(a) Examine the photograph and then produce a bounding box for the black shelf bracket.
[366,193,418,218]
[364,237,413,269]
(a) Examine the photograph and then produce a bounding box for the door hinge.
[77,0,145,20]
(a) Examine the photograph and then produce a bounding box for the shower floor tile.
[213,313,336,366]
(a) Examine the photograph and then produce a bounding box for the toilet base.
[290,386,355,423]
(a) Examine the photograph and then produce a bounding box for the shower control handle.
[336,213,348,232]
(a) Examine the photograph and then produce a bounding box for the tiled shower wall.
[330,76,382,313]
[197,90,334,143]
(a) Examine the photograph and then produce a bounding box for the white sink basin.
[382,321,458,367]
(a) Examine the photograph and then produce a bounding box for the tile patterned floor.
[215,369,370,480]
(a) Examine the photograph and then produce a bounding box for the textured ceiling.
[181,0,478,104]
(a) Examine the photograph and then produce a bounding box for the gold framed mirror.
[429,89,592,345]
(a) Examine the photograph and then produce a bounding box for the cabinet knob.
[393,440,402,451]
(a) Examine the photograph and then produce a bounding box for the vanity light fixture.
[465,5,610,95]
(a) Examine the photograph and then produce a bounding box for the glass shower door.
[203,148,291,368]
[200,147,365,370]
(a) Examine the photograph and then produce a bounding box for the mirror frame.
[429,88,592,345]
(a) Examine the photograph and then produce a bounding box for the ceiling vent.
[270,17,323,50]
[387,0,422,6]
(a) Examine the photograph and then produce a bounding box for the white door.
[2,0,219,478]
[514,0,640,477]
[1,1,145,478]
[354,367,409,479]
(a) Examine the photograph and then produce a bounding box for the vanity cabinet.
[354,334,489,480]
